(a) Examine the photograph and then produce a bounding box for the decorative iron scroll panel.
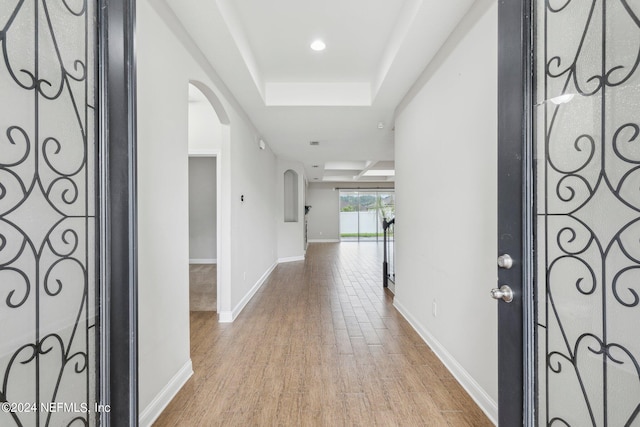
[0,1,98,426]
[535,0,640,425]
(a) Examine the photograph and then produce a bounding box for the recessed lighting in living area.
[310,39,326,51]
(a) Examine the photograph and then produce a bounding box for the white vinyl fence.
[340,211,380,235]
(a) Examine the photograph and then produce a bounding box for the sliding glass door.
[339,190,395,242]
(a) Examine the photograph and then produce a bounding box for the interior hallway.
[154,243,492,426]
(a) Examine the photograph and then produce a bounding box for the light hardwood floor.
[190,264,217,312]
[155,243,493,426]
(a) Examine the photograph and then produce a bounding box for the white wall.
[229,120,277,316]
[306,182,394,241]
[188,92,222,152]
[137,2,191,420]
[307,183,340,241]
[277,160,305,261]
[137,0,278,424]
[188,157,217,261]
[393,0,498,423]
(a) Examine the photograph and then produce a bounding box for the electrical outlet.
[432,300,437,317]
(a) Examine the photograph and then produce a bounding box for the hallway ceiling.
[164,0,476,182]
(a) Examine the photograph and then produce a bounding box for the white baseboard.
[308,239,340,243]
[139,359,193,427]
[386,280,396,295]
[218,262,277,323]
[393,299,498,425]
[189,258,217,264]
[277,255,305,263]
[218,311,233,323]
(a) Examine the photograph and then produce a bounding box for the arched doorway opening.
[187,80,231,319]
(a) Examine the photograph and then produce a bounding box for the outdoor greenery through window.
[339,190,395,241]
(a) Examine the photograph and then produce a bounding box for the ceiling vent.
[310,141,320,146]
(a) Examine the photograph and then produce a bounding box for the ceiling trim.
[216,0,266,101]
[394,0,494,119]
[213,0,438,109]
[372,0,423,101]
[265,82,371,106]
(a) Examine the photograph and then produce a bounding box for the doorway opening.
[339,190,395,242]
[188,156,217,311]
[187,82,227,315]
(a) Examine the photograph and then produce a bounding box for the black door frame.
[497,0,535,425]
[100,0,138,425]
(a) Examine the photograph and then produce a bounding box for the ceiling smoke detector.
[310,141,320,146]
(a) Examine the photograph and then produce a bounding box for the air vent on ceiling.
[310,141,319,146]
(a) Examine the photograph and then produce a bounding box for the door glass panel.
[0,1,99,426]
[535,1,640,425]
[358,192,377,241]
[378,192,395,227]
[340,191,359,241]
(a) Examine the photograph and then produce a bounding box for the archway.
[187,80,231,319]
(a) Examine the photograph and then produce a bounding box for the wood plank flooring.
[154,243,493,426]
[190,264,217,312]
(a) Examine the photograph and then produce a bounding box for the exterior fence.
[339,211,381,236]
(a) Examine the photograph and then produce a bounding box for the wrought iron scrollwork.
[539,0,640,425]
[0,1,97,426]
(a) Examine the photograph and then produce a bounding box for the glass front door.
[534,1,640,425]
[0,1,100,425]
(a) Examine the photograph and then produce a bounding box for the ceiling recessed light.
[310,40,326,51]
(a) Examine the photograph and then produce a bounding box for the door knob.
[497,254,513,269]
[490,285,514,303]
